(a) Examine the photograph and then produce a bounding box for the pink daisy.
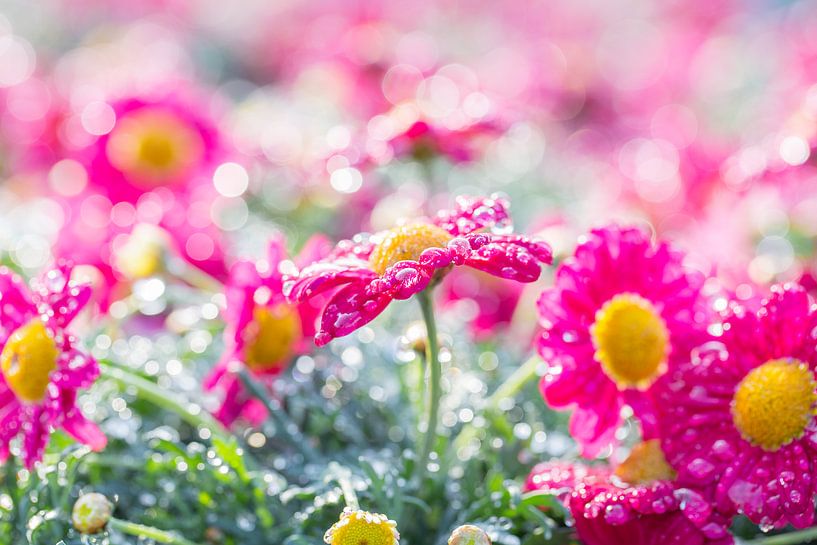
[537,225,711,457]
[526,442,732,545]
[0,263,106,468]
[657,284,817,530]
[285,195,552,346]
[204,235,330,427]
[55,88,230,309]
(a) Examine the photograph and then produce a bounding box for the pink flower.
[440,268,525,340]
[537,225,711,457]
[204,235,330,427]
[286,195,552,346]
[526,442,732,545]
[384,119,501,164]
[0,263,106,468]
[657,284,817,530]
[54,88,230,309]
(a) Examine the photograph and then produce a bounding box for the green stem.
[331,464,360,511]
[4,456,19,543]
[416,290,441,481]
[450,354,541,455]
[108,517,203,545]
[748,527,817,545]
[99,362,230,442]
[236,369,320,464]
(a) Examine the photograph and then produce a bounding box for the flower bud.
[72,492,113,534]
[448,524,491,545]
[114,223,169,280]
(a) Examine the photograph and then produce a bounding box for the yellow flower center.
[731,358,817,451]
[106,108,204,186]
[614,439,676,485]
[1,319,59,403]
[243,304,300,371]
[369,224,453,276]
[590,293,669,390]
[324,509,399,545]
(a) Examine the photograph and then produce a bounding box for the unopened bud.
[72,492,113,534]
[448,524,491,545]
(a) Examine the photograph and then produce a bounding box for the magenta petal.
[295,234,333,268]
[286,263,376,302]
[464,242,543,282]
[63,408,107,452]
[379,261,434,299]
[0,268,36,340]
[22,406,50,468]
[53,350,99,389]
[213,374,247,427]
[434,195,512,236]
[569,403,620,458]
[316,284,392,345]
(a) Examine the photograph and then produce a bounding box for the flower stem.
[748,527,817,545]
[330,463,360,510]
[450,354,541,456]
[236,368,320,464]
[108,517,203,545]
[3,456,20,543]
[98,362,230,442]
[416,290,441,481]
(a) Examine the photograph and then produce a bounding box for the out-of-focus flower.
[55,87,230,309]
[529,441,732,545]
[447,524,491,545]
[72,492,113,534]
[380,119,501,165]
[537,225,711,457]
[658,284,817,530]
[324,507,400,545]
[286,195,552,345]
[0,263,106,467]
[440,268,524,340]
[204,235,330,426]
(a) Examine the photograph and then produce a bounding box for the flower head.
[537,225,710,456]
[54,88,230,310]
[286,195,552,345]
[0,263,106,467]
[72,492,113,534]
[324,508,399,545]
[657,284,817,530]
[204,235,329,426]
[528,442,732,545]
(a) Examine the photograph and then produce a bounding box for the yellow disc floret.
[1,319,59,403]
[243,304,300,371]
[106,109,204,185]
[732,358,817,452]
[590,293,669,390]
[369,224,453,276]
[614,439,676,485]
[324,508,400,545]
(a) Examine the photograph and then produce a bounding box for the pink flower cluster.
[530,224,817,543]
